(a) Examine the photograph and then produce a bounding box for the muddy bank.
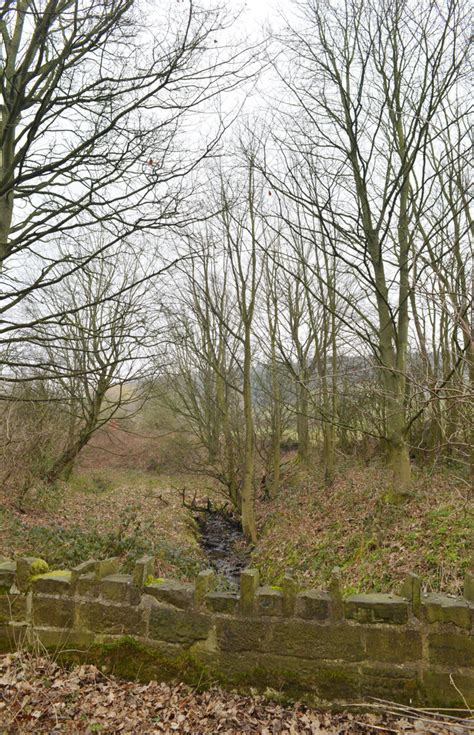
[195,510,250,587]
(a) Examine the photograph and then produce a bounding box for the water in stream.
[195,510,250,588]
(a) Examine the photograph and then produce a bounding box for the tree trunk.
[241,328,257,543]
[296,376,310,464]
[270,342,281,496]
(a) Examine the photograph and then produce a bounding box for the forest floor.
[1,425,473,732]
[0,652,470,734]
[252,455,473,595]
[0,424,472,594]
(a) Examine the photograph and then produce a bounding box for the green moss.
[31,569,71,581]
[30,559,49,576]
[145,576,165,586]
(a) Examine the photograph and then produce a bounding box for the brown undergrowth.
[252,456,473,595]
[1,653,470,734]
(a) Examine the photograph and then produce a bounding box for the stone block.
[0,594,28,623]
[34,626,94,650]
[149,605,211,645]
[423,594,471,629]
[311,662,360,701]
[464,573,474,603]
[240,569,259,615]
[99,575,139,605]
[295,591,330,620]
[205,591,238,614]
[77,601,146,636]
[76,574,102,598]
[94,558,121,580]
[32,572,72,596]
[71,560,97,586]
[215,616,271,653]
[361,663,419,703]
[400,573,422,616]
[132,556,155,588]
[194,569,216,606]
[16,557,48,591]
[421,671,474,708]
[328,567,343,620]
[0,562,16,593]
[145,580,194,609]
[282,575,298,616]
[345,594,408,625]
[365,628,422,663]
[33,596,75,628]
[270,621,364,662]
[428,631,474,668]
[256,587,284,616]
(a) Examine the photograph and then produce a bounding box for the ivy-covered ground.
[0,467,211,581]
[253,457,473,595]
[0,425,471,595]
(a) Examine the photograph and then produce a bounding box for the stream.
[195,510,250,588]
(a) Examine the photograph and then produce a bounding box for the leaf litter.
[1,654,472,734]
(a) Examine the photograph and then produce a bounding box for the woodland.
[0,0,472,729]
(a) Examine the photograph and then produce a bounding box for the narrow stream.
[195,510,250,588]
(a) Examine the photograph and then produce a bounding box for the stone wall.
[1,556,473,708]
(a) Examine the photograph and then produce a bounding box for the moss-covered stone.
[30,559,49,576]
[240,569,259,615]
[282,575,298,616]
[145,580,194,609]
[464,572,474,603]
[33,595,75,628]
[215,616,271,653]
[361,663,419,703]
[0,594,28,624]
[345,594,408,625]
[34,626,94,650]
[205,592,238,615]
[98,575,140,605]
[0,562,16,592]
[77,600,147,637]
[423,593,471,629]
[328,567,343,620]
[16,557,48,591]
[71,559,97,586]
[194,569,216,606]
[76,574,103,598]
[428,631,474,668]
[94,558,121,580]
[364,628,422,663]
[400,573,421,617]
[421,670,474,707]
[295,590,330,620]
[132,556,155,589]
[32,571,72,595]
[149,605,211,645]
[269,621,364,662]
[256,587,284,617]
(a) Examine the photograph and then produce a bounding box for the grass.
[252,456,473,594]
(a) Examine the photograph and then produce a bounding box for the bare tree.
[0,0,258,373]
[25,239,155,483]
[265,0,470,496]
